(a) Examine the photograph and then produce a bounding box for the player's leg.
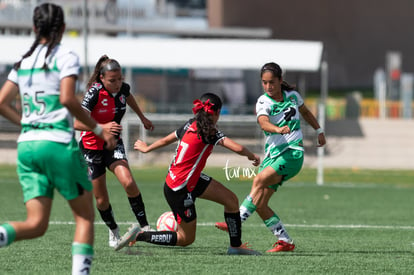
[254,187,294,252]
[92,173,121,247]
[68,190,94,274]
[1,141,54,247]
[200,179,241,246]
[52,139,95,273]
[133,218,195,247]
[0,196,52,247]
[82,147,119,242]
[109,159,150,229]
[200,178,260,255]
[256,150,303,252]
[133,183,198,247]
[239,166,282,222]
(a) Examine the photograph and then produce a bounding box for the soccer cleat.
[108,227,121,248]
[141,225,156,232]
[266,240,295,252]
[114,224,141,251]
[215,222,229,232]
[227,243,261,256]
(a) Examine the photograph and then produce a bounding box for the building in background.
[208,0,414,91]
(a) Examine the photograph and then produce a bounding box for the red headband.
[192,99,215,115]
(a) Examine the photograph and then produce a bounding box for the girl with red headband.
[114,92,261,255]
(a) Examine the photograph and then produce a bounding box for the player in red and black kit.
[75,55,154,247]
[114,93,262,255]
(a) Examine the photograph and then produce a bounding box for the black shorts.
[164,173,212,223]
[79,138,127,180]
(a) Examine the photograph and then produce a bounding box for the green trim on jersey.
[17,65,59,77]
[264,139,303,159]
[22,94,63,116]
[263,93,301,136]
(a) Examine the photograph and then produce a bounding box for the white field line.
[48,221,414,230]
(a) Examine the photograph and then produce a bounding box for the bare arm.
[299,104,326,146]
[134,131,177,153]
[127,94,154,131]
[218,137,260,166]
[0,80,21,125]
[257,115,291,134]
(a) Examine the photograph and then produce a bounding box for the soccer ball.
[156,211,178,232]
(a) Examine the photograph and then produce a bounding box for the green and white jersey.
[256,90,304,158]
[8,44,80,144]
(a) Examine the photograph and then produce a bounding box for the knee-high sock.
[225,212,242,247]
[72,242,93,275]
[0,223,16,247]
[128,194,149,227]
[239,195,257,222]
[136,231,177,246]
[98,204,118,230]
[264,214,292,242]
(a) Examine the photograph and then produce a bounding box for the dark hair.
[86,55,122,89]
[13,3,65,71]
[194,93,222,143]
[260,62,296,91]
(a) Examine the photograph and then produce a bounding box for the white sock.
[72,254,93,275]
[0,226,8,247]
[239,195,257,222]
[239,205,253,222]
[269,221,292,243]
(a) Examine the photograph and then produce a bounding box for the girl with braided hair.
[75,55,154,247]
[0,3,116,274]
[114,93,261,255]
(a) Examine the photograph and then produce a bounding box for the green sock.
[239,195,257,222]
[264,214,291,242]
[0,223,16,247]
[264,213,281,228]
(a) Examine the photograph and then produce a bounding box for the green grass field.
[0,164,413,274]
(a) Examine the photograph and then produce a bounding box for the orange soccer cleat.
[266,240,295,252]
[214,222,229,232]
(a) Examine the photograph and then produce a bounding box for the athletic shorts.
[163,173,212,224]
[17,139,91,203]
[259,149,304,191]
[79,138,127,180]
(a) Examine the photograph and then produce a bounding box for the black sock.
[128,194,149,227]
[136,231,177,246]
[225,212,242,247]
[98,204,118,230]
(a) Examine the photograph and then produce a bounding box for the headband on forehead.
[100,60,121,74]
[261,63,282,77]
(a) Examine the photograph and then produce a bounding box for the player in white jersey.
[0,3,115,275]
[216,62,326,253]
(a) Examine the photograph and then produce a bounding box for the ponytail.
[192,93,222,143]
[86,55,121,89]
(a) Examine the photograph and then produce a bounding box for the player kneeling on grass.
[114,93,261,255]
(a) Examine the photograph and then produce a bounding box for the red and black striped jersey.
[80,82,130,150]
[166,119,225,192]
